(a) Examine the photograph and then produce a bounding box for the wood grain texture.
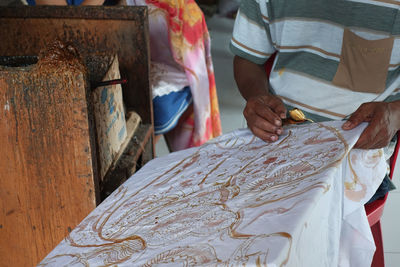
[0,65,97,266]
[0,6,153,125]
[0,8,155,263]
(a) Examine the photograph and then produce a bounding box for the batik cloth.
[127,0,222,150]
[39,121,387,267]
[230,0,400,121]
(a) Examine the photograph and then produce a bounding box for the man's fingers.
[253,100,283,127]
[244,106,282,136]
[252,115,283,135]
[252,126,279,142]
[353,117,381,149]
[342,103,371,130]
[354,133,374,149]
[267,97,287,119]
[368,138,388,149]
[244,95,287,143]
[356,124,392,149]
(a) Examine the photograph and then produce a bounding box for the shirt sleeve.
[230,0,276,65]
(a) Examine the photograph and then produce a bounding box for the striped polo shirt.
[230,0,400,121]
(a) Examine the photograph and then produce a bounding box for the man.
[230,0,400,198]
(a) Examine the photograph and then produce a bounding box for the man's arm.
[234,56,286,142]
[342,100,400,149]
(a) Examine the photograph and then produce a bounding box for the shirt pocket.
[332,28,394,94]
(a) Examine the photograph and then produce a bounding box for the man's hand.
[233,55,287,142]
[244,94,286,142]
[342,101,400,149]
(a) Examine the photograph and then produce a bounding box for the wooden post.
[0,56,98,266]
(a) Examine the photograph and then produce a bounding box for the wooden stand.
[0,6,154,266]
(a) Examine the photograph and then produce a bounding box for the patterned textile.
[40,121,387,266]
[128,0,222,150]
[231,0,400,121]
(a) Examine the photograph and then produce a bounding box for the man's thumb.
[342,109,366,130]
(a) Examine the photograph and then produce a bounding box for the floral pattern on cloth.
[39,121,387,267]
[128,0,222,150]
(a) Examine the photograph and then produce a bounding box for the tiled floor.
[155,15,400,266]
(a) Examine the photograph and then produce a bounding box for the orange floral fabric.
[145,0,222,149]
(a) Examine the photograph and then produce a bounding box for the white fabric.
[347,0,400,9]
[39,121,386,267]
[271,19,400,65]
[150,62,189,98]
[270,59,400,119]
[231,10,276,59]
[270,68,376,120]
